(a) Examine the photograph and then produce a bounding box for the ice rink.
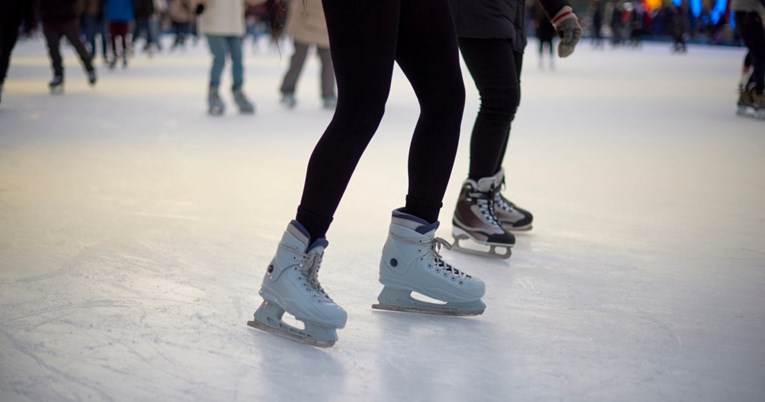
[1,36,764,402]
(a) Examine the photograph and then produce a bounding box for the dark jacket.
[448,0,569,52]
[133,0,155,19]
[38,0,81,23]
[1,0,38,30]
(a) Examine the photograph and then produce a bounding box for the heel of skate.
[49,77,64,94]
[372,287,485,316]
[247,300,338,348]
[451,227,512,259]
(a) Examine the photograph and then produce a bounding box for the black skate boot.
[87,68,97,86]
[280,92,296,109]
[208,86,225,116]
[49,75,64,94]
[737,88,765,119]
[322,96,337,110]
[752,93,765,120]
[493,191,533,231]
[452,171,515,259]
[489,169,533,231]
[233,88,255,114]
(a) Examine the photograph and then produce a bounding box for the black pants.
[296,0,465,239]
[458,38,523,180]
[735,11,765,94]
[0,20,22,87]
[43,18,94,77]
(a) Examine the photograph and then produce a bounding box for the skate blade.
[736,106,765,119]
[506,223,532,232]
[372,303,484,316]
[247,319,335,348]
[452,238,512,259]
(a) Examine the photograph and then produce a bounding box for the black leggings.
[296,0,465,240]
[0,22,21,87]
[458,38,523,180]
[735,11,765,94]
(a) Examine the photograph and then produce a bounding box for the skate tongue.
[307,238,329,253]
[286,220,329,253]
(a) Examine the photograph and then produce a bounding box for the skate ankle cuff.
[392,208,440,234]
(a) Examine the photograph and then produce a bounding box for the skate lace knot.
[428,237,469,279]
[299,252,333,302]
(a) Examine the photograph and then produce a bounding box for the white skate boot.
[248,221,347,347]
[373,209,486,316]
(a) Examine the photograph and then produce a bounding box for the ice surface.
[1,37,764,402]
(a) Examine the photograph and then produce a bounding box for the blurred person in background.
[105,0,134,69]
[446,0,581,258]
[1,0,38,105]
[132,0,159,56]
[732,0,765,117]
[82,0,109,64]
[278,0,336,110]
[531,2,557,70]
[590,0,604,48]
[39,0,97,93]
[671,4,688,53]
[610,2,624,46]
[169,0,196,50]
[193,0,259,115]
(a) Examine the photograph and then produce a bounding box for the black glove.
[195,4,205,15]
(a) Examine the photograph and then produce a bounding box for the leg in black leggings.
[735,12,765,95]
[297,0,464,240]
[457,38,523,180]
[0,23,22,88]
[398,0,465,222]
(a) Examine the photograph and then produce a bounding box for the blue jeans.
[83,15,108,60]
[206,35,244,90]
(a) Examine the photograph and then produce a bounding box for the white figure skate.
[248,221,347,347]
[373,209,486,316]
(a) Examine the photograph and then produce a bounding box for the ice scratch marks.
[0,326,115,402]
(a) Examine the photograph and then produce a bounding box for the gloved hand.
[551,6,582,58]
[195,3,205,15]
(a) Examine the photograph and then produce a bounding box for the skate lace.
[493,191,516,213]
[470,190,502,227]
[428,237,469,279]
[299,253,333,302]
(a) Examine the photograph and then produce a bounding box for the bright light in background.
[710,0,728,24]
[645,0,662,11]
[690,0,702,18]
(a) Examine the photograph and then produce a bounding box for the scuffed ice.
[1,37,764,401]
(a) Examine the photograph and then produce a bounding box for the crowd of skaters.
[0,0,323,112]
[0,0,762,114]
